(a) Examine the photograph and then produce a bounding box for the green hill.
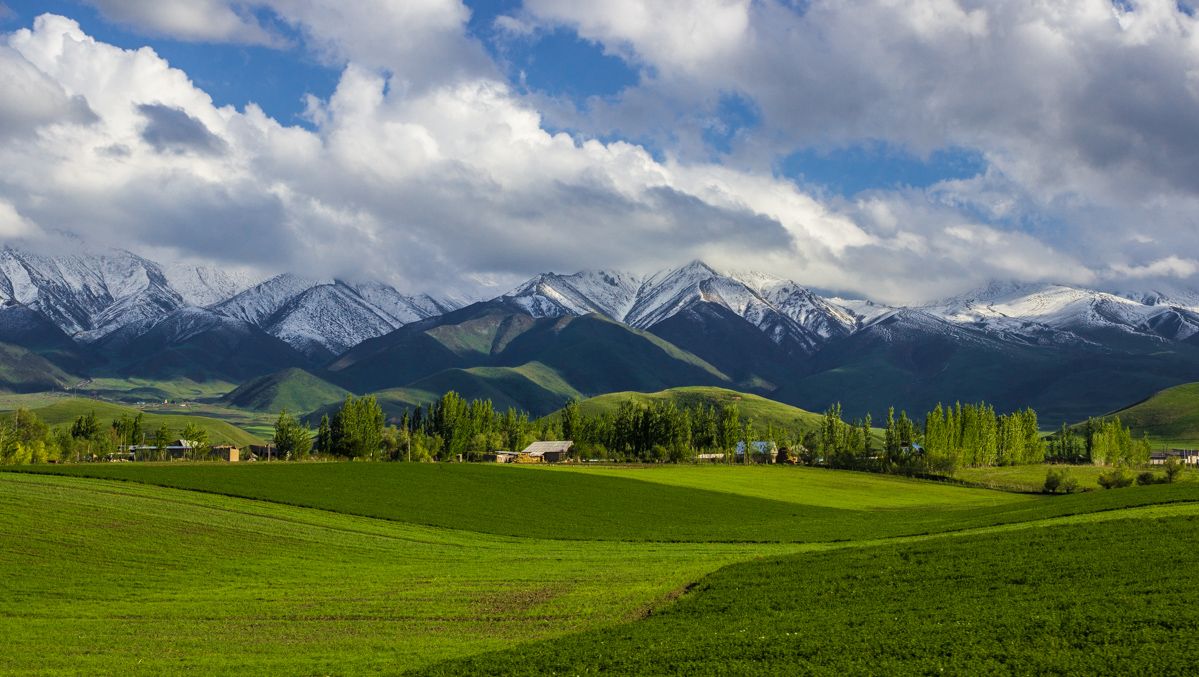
[0,342,77,393]
[327,303,730,398]
[220,368,349,414]
[1102,381,1199,446]
[4,397,264,447]
[554,386,826,434]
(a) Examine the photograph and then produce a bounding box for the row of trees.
[0,408,215,464]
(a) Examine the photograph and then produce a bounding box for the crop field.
[15,463,1199,543]
[3,464,1198,675]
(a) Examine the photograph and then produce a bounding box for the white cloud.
[1,4,1195,305]
[83,0,283,45]
[1110,256,1199,279]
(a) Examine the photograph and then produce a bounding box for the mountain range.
[4,244,1199,424]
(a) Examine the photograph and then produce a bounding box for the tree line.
[0,393,1164,472]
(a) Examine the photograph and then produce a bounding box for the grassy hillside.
[220,367,350,413]
[422,508,1199,675]
[555,386,826,433]
[369,362,586,418]
[2,397,265,447]
[1101,381,1199,446]
[328,303,730,398]
[0,342,76,392]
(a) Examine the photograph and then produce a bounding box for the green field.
[3,463,1198,674]
[0,397,265,447]
[424,507,1199,675]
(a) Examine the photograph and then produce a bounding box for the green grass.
[956,463,1199,493]
[0,472,796,675]
[1103,381,1199,446]
[0,397,265,447]
[0,342,75,392]
[219,368,350,414]
[554,386,826,433]
[549,464,1021,509]
[420,509,1199,675]
[80,376,239,402]
[13,463,1199,544]
[4,465,1199,675]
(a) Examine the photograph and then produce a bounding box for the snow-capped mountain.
[0,246,462,360]
[0,246,185,340]
[500,260,858,355]
[161,263,259,307]
[213,275,463,359]
[924,281,1199,344]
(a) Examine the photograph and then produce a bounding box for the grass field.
[422,508,1199,675]
[3,463,1198,674]
[0,397,265,447]
[0,472,797,675]
[13,463,1199,543]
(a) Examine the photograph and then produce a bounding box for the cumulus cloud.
[0,3,1195,304]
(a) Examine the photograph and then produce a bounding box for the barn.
[519,441,574,463]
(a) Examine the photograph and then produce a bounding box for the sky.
[0,0,1198,303]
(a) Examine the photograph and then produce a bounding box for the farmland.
[3,463,1198,674]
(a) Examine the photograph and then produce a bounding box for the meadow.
[3,463,1198,674]
[0,397,266,447]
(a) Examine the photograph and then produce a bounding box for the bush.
[1097,468,1133,490]
[1060,476,1079,494]
[1042,468,1063,494]
[1136,471,1160,486]
[1164,457,1185,483]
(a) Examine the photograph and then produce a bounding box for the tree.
[331,395,385,459]
[152,424,171,461]
[315,414,334,457]
[181,422,210,461]
[273,410,312,460]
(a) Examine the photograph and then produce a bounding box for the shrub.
[1042,468,1064,494]
[1135,471,1160,486]
[1097,468,1133,490]
[1164,457,1185,483]
[1060,476,1080,494]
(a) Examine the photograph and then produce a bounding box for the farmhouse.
[1150,449,1199,465]
[483,451,518,463]
[519,441,574,463]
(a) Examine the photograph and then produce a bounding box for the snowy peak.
[925,281,1199,343]
[0,246,185,339]
[162,263,259,307]
[213,274,465,358]
[505,269,644,320]
[502,260,859,354]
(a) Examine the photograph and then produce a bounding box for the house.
[1150,449,1199,465]
[212,445,240,463]
[483,451,518,463]
[520,441,574,463]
